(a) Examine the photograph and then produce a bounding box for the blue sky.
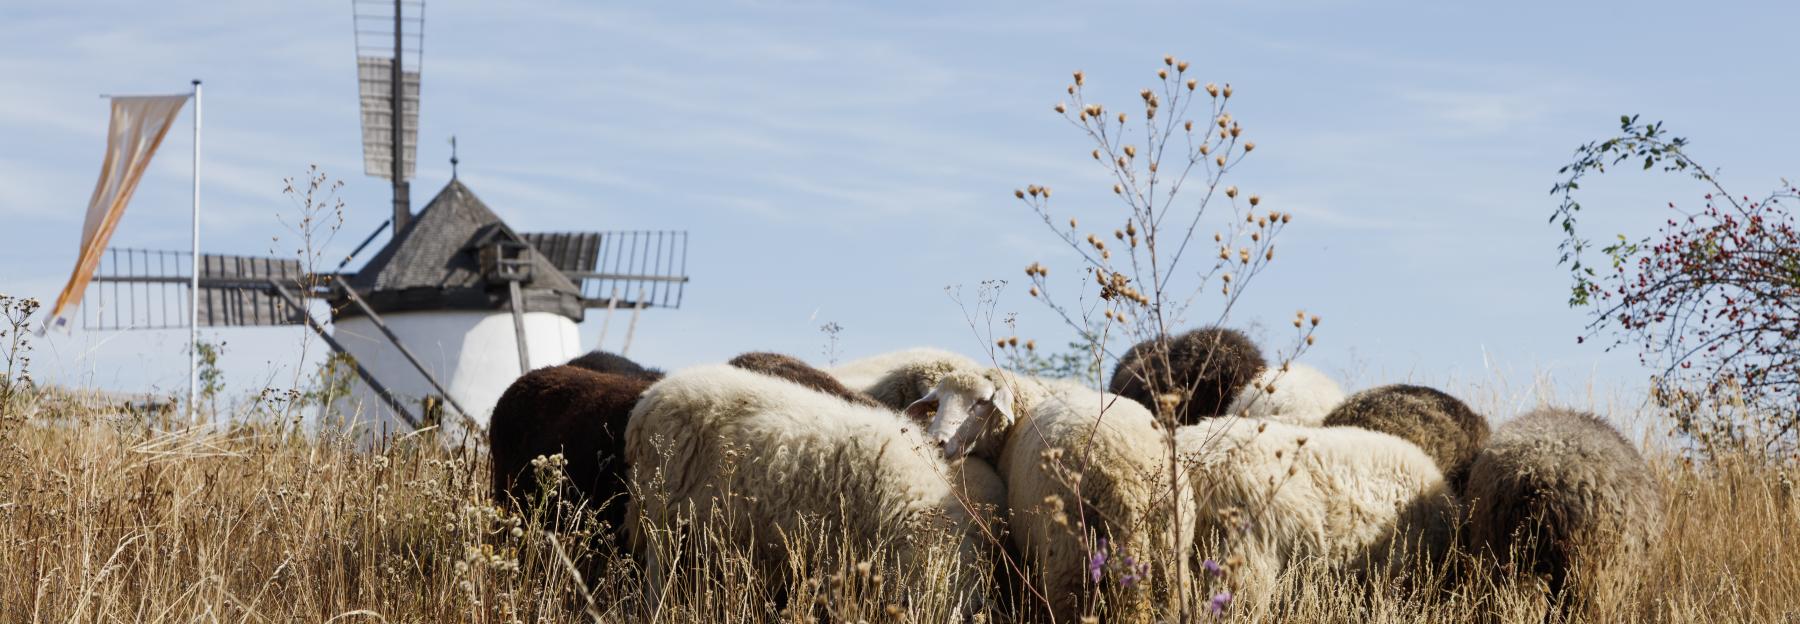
[2,1,1793,412]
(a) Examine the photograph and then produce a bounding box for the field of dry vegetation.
[2,383,1797,624]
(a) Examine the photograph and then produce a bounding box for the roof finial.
[449,135,459,179]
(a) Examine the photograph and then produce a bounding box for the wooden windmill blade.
[517,231,600,275]
[352,0,424,182]
[82,247,314,330]
[520,230,690,310]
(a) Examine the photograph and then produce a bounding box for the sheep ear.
[981,385,1017,426]
[903,388,939,422]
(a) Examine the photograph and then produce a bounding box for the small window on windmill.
[473,224,533,284]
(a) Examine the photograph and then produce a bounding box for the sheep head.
[908,370,1016,461]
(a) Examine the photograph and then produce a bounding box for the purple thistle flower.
[1202,558,1223,577]
[1087,539,1109,583]
[1209,590,1233,616]
[1119,556,1151,588]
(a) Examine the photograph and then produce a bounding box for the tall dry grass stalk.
[3,388,1796,622]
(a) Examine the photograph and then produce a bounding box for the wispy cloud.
[1398,88,1553,136]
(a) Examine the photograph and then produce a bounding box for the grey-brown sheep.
[488,359,661,548]
[1464,408,1662,607]
[1323,384,1491,491]
[1109,327,1265,425]
[726,351,882,409]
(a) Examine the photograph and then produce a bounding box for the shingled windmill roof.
[335,179,584,321]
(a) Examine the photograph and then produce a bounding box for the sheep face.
[910,373,1015,460]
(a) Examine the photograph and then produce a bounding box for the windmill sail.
[355,57,419,180]
[352,0,424,181]
[521,230,690,309]
[81,248,310,330]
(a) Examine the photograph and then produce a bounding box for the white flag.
[45,94,190,332]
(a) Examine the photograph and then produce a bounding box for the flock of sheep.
[487,328,1663,619]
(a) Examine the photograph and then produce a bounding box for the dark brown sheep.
[1109,327,1266,425]
[1323,384,1491,491]
[1464,408,1662,608]
[726,351,883,409]
[488,353,662,547]
[566,349,664,379]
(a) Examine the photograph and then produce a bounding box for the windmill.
[77,0,691,440]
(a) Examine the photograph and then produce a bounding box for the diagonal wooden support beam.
[507,279,532,375]
[621,286,647,357]
[330,276,485,436]
[268,281,420,430]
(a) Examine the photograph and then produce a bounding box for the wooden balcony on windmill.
[471,225,535,284]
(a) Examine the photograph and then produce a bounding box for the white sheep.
[829,347,984,413]
[624,364,1007,605]
[1223,362,1345,427]
[911,368,1193,621]
[1176,417,1459,600]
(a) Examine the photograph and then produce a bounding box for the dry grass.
[2,388,1797,623]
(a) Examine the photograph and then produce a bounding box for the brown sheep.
[1464,408,1662,609]
[1323,384,1491,491]
[566,349,664,378]
[488,352,662,547]
[726,351,883,409]
[1109,327,1266,425]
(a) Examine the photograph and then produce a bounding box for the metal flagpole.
[188,79,202,425]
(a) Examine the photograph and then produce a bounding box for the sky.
[2,1,1794,417]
